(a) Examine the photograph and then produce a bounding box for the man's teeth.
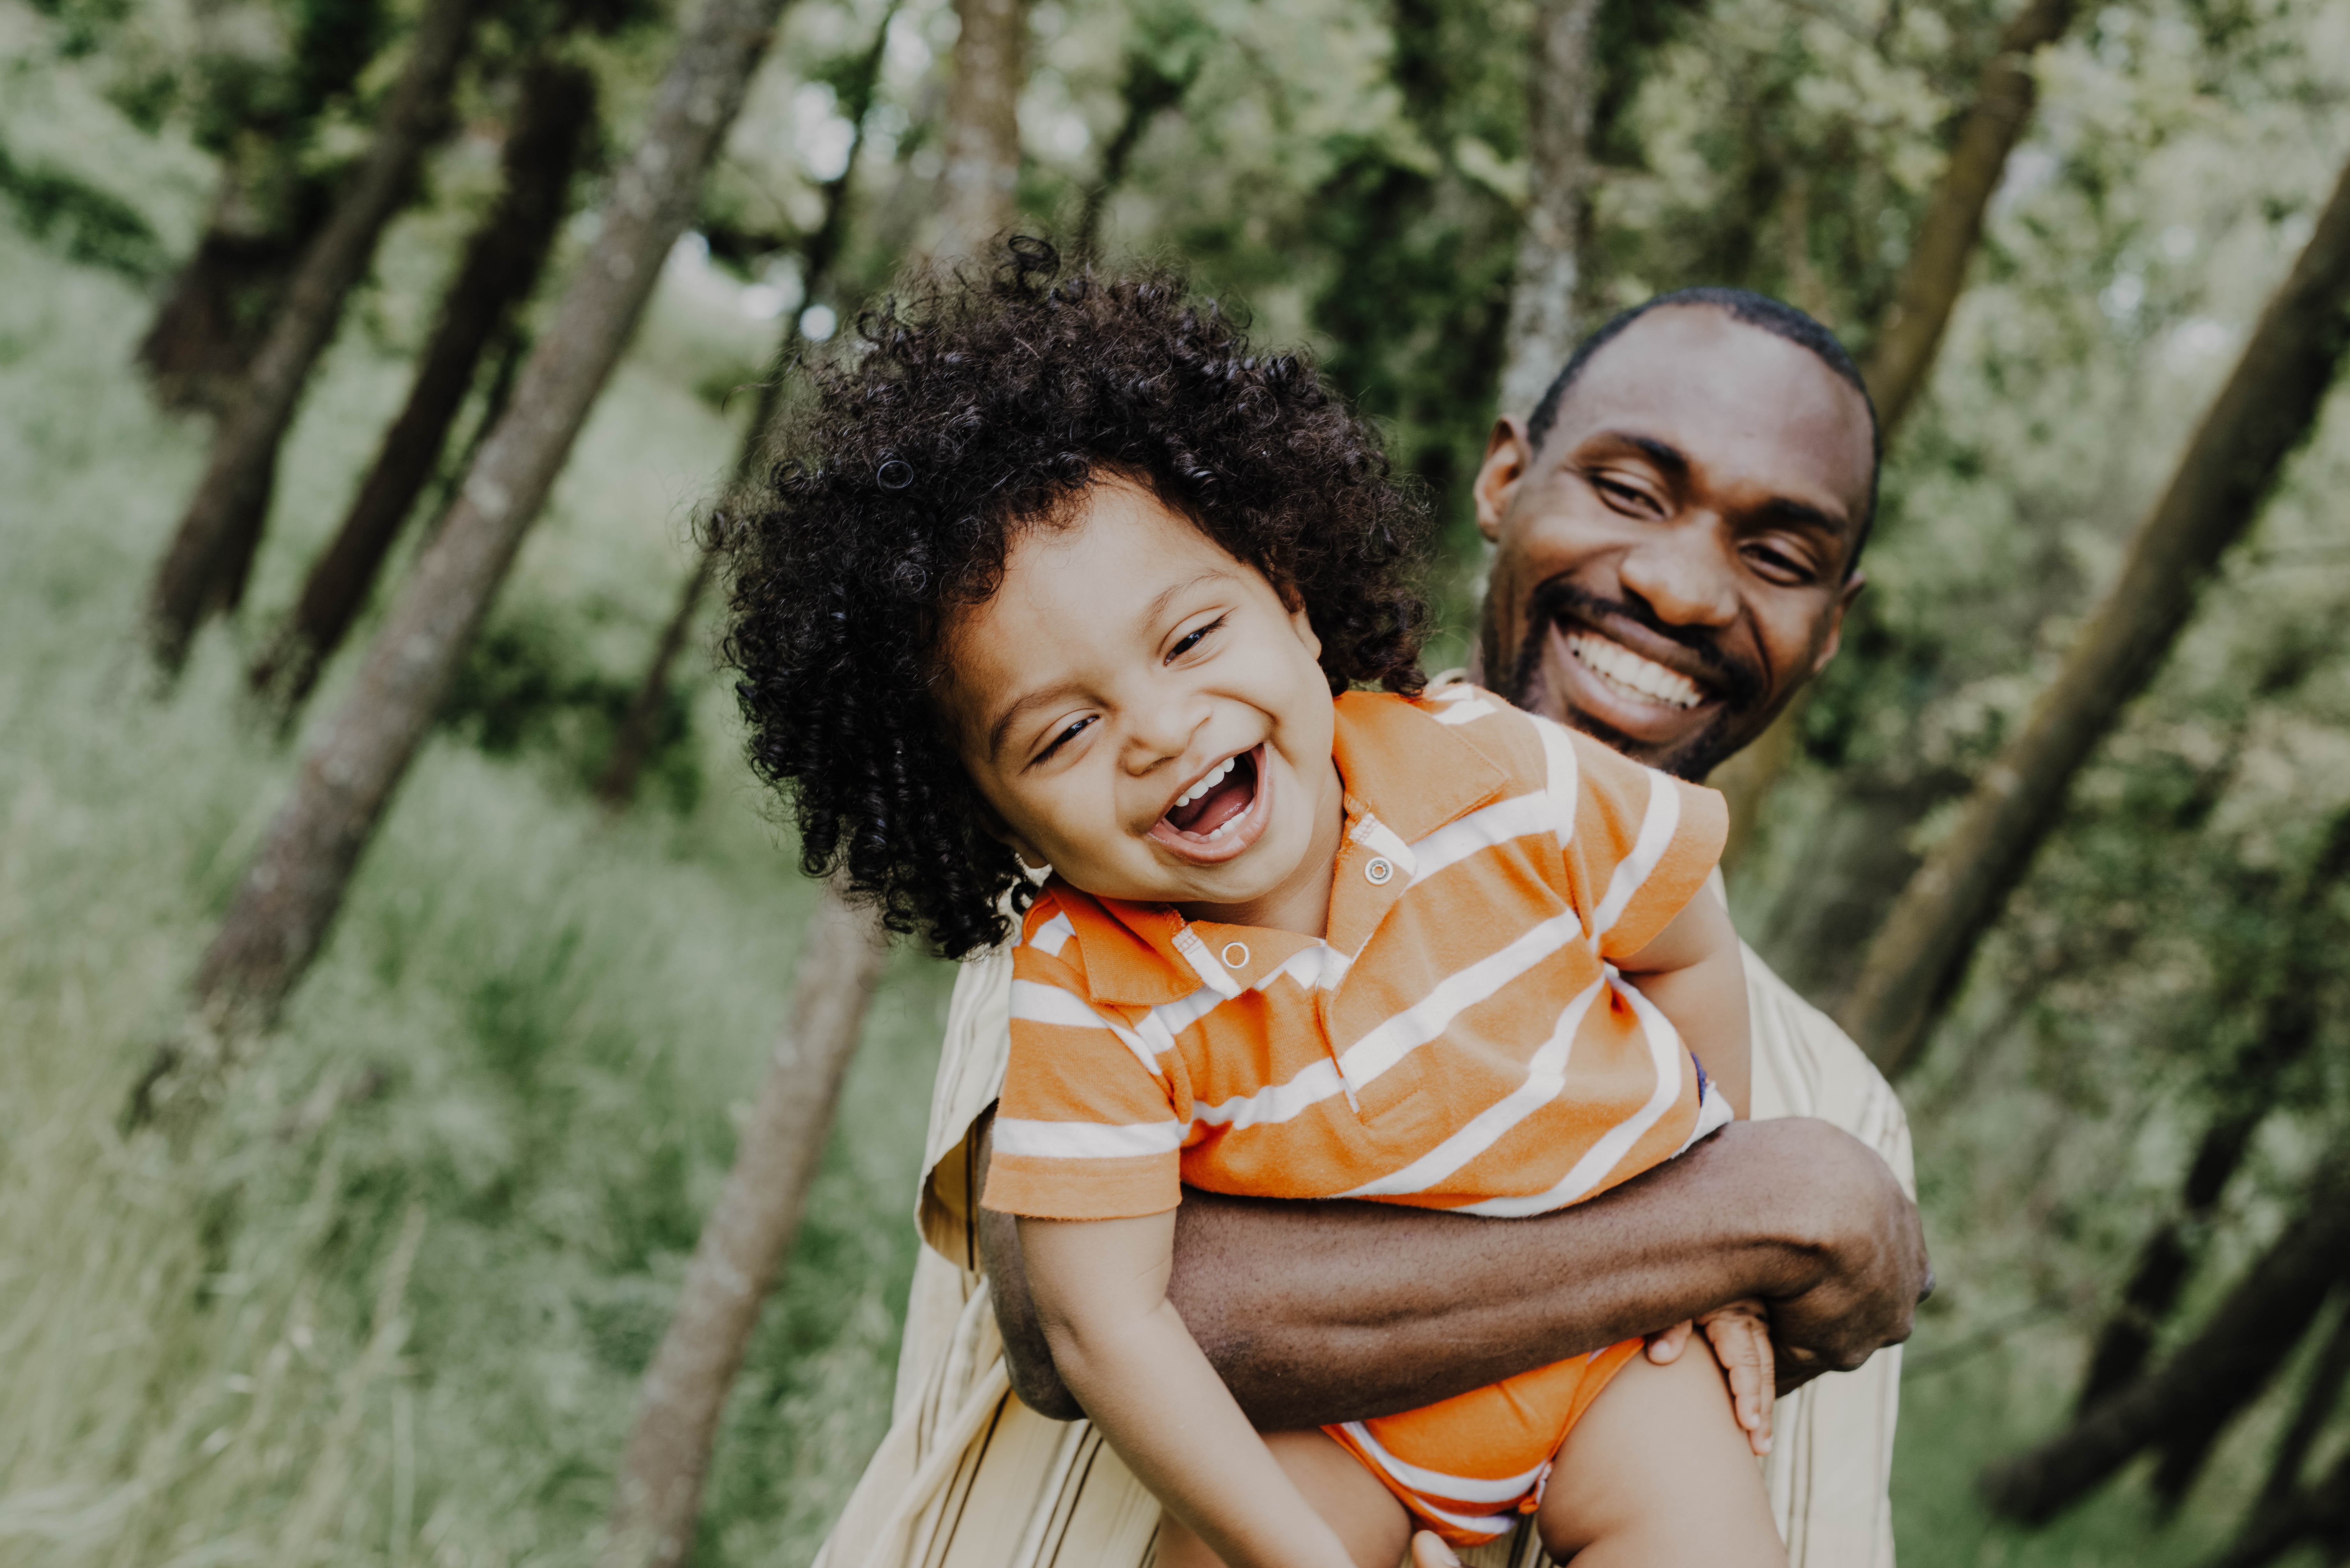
[1565,632,1702,710]
[1172,756,1237,810]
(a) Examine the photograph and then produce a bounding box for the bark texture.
[595,4,893,809]
[1980,1150,2350,1524]
[1839,151,2350,1081]
[1495,0,1602,418]
[250,60,597,716]
[936,0,1028,257]
[144,0,481,676]
[1860,0,2077,432]
[172,0,795,1057]
[598,887,889,1568]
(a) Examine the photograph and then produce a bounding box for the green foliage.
[0,138,169,278]
[440,605,704,813]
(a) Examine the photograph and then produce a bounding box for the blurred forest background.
[6,0,2350,1561]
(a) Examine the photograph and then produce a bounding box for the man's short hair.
[1525,286,1883,565]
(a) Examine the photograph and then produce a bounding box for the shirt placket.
[1319,800,1415,1109]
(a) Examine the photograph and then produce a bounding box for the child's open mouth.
[1149,744,1271,864]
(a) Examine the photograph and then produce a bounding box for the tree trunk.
[1839,150,2350,1082]
[595,551,713,808]
[2076,808,2350,1413]
[137,0,391,412]
[2255,1286,2350,1511]
[1714,0,2080,877]
[163,0,798,1066]
[249,60,597,716]
[136,215,308,414]
[1860,0,2077,432]
[1980,1150,2350,1524]
[1494,0,1602,418]
[2214,1443,2350,1568]
[143,0,481,678]
[936,0,1028,257]
[598,886,889,1568]
[594,4,895,810]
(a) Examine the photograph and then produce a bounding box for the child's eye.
[1168,616,1227,662]
[1035,715,1095,762]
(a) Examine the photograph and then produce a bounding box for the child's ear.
[1286,599,1323,662]
[972,796,1049,872]
[1273,582,1323,661]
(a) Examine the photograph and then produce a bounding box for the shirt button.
[1365,857,1394,886]
[1221,941,1250,969]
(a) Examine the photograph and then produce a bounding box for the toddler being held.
[712,243,1787,1568]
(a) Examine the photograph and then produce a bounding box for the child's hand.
[1410,1530,1462,1566]
[1697,1299,1776,1456]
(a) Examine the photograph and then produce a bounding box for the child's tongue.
[1165,751,1258,837]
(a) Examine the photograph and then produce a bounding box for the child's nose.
[1123,698,1209,772]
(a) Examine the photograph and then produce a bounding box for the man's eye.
[1168,616,1227,661]
[1746,543,1815,584]
[1593,476,1656,514]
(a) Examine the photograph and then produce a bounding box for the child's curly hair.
[708,239,1435,959]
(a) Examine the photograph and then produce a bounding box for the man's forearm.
[979,1114,1928,1430]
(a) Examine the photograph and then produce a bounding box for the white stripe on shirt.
[991,1117,1187,1160]
[1589,769,1680,941]
[1337,908,1584,1089]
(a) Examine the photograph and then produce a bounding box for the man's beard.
[1497,577,1768,782]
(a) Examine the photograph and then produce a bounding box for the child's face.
[940,479,1344,925]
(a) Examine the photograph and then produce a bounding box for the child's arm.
[1020,1210,1359,1568]
[1613,879,1751,1118]
[1616,880,1774,1451]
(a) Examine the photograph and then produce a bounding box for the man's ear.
[1809,570,1867,676]
[1473,417,1534,544]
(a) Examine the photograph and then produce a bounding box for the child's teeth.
[1173,757,1236,811]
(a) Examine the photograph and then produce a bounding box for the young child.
[712,243,1786,1568]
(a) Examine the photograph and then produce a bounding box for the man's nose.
[1618,523,1740,628]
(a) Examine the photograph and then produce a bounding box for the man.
[814,288,1928,1568]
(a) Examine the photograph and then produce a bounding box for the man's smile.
[1563,629,1704,711]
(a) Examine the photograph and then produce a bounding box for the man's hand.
[1748,1119,1932,1394]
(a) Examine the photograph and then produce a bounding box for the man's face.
[1474,306,1873,780]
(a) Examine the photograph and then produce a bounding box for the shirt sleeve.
[1560,727,1729,963]
[980,911,1189,1221]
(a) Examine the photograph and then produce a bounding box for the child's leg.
[1536,1341,1788,1568]
[1154,1429,1414,1568]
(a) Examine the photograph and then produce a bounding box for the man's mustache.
[1511,578,1766,713]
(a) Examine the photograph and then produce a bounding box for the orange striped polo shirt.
[981,685,1731,1223]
